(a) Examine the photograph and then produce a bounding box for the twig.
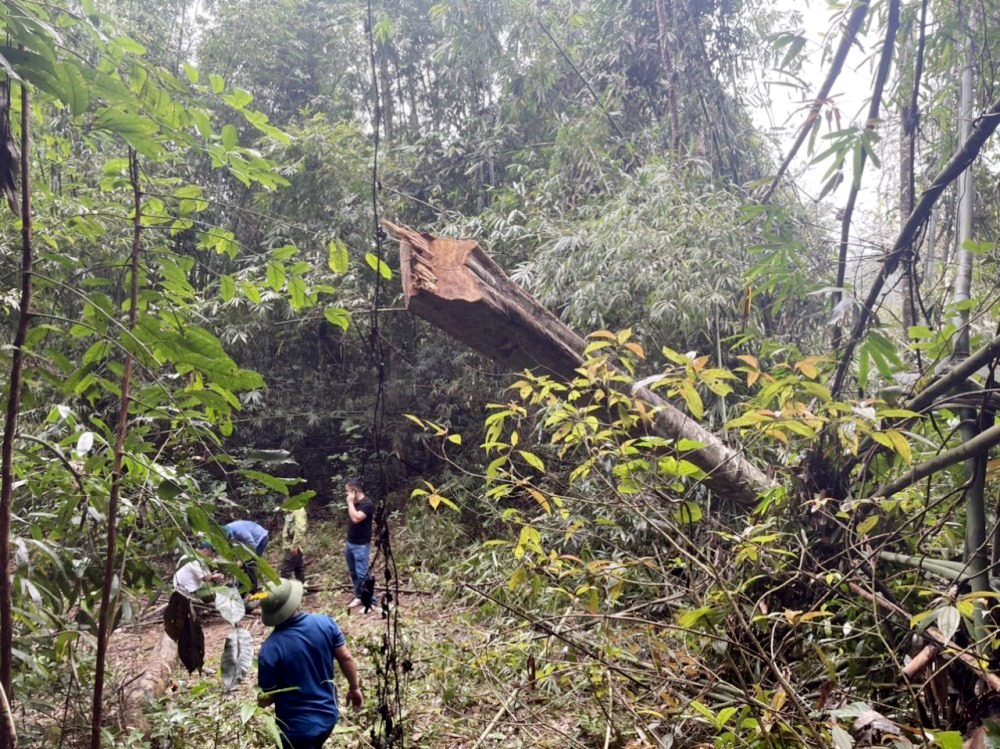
[468,684,522,749]
[0,680,16,749]
[871,421,1000,500]
[849,582,1000,691]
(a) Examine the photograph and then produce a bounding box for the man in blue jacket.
[258,579,363,749]
[224,519,269,593]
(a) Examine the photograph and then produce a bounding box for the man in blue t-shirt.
[258,579,363,749]
[224,519,269,594]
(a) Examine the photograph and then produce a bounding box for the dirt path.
[106,520,456,746]
[105,519,596,748]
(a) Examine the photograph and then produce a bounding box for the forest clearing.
[3,0,1000,747]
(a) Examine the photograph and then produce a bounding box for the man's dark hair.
[346,478,364,492]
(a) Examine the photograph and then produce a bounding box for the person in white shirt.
[173,540,224,599]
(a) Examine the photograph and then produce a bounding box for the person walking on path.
[279,505,308,585]
[344,479,375,609]
[224,519,269,594]
[257,579,363,749]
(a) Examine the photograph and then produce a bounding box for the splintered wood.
[384,221,770,506]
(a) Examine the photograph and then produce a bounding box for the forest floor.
[105,515,607,749]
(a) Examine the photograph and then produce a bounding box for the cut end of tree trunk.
[385,221,771,507]
[387,220,587,378]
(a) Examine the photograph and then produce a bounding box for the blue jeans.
[345,542,370,598]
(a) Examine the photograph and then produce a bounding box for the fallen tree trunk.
[119,631,177,732]
[386,221,770,506]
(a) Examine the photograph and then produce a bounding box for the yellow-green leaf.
[328,239,349,273]
[518,450,545,472]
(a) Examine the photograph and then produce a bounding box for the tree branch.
[831,93,1000,397]
[832,0,899,348]
[759,0,870,204]
[871,419,1000,501]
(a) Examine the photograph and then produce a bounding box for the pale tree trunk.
[898,42,916,334]
[655,0,680,153]
[952,8,990,648]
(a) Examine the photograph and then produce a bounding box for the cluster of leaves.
[403,329,1000,748]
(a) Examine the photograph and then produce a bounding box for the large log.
[120,631,177,732]
[386,222,770,506]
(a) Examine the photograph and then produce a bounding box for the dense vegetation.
[2,0,1000,747]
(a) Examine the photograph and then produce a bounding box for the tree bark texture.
[0,79,30,749]
[119,633,179,733]
[386,222,770,507]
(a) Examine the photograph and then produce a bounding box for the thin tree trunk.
[0,78,30,749]
[90,151,144,749]
[655,0,680,152]
[952,7,990,646]
[831,0,899,350]
[898,40,916,334]
[760,0,870,204]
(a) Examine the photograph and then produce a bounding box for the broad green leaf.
[112,36,147,55]
[219,275,236,302]
[281,491,315,511]
[885,429,911,463]
[224,88,254,110]
[272,244,299,261]
[182,62,199,83]
[673,501,702,524]
[239,469,293,496]
[929,732,963,749]
[324,307,351,331]
[678,381,703,419]
[288,276,309,310]
[221,124,238,150]
[209,73,225,93]
[266,261,286,292]
[364,252,393,280]
[328,239,350,273]
[241,281,262,304]
[518,450,545,472]
[856,515,878,536]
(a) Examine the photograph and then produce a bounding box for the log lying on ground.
[386,221,770,506]
[120,631,177,732]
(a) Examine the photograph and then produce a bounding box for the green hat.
[261,579,304,627]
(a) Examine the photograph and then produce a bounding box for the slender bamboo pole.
[90,151,143,749]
